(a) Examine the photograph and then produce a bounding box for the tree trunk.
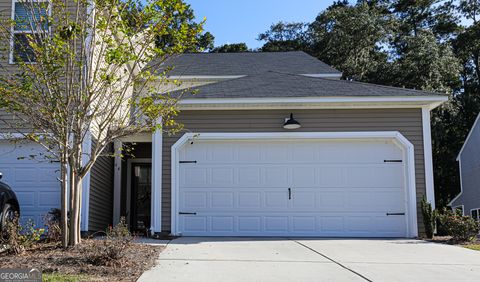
[60,158,69,248]
[68,141,84,247]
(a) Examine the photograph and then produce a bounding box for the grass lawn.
[464,244,480,251]
[43,273,91,282]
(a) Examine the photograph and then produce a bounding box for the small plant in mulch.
[437,209,480,243]
[421,197,437,239]
[1,213,45,255]
[43,209,62,242]
[87,217,134,266]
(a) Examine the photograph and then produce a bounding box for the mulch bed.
[427,236,480,246]
[0,239,163,281]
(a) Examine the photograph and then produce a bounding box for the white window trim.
[470,208,480,220]
[10,0,51,64]
[453,205,465,215]
[170,131,419,238]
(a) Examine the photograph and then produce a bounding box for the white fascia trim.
[81,130,92,232]
[301,73,342,78]
[171,131,418,238]
[178,96,448,110]
[422,108,435,209]
[456,113,480,161]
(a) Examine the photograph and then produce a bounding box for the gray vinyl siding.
[88,143,114,232]
[161,108,426,234]
[452,117,480,214]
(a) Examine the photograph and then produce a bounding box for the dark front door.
[131,164,151,232]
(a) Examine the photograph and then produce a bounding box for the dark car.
[0,172,20,232]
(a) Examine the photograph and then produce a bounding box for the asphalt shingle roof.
[177,71,444,98]
[153,51,341,76]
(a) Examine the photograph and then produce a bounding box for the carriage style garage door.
[0,141,60,226]
[177,138,408,237]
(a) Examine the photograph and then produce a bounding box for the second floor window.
[11,0,49,63]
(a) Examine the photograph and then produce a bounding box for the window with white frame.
[453,205,464,215]
[471,208,480,221]
[11,0,49,63]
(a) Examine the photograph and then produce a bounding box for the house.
[449,113,480,220]
[1,42,449,237]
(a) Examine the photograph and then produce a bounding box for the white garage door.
[0,141,60,226]
[178,139,407,237]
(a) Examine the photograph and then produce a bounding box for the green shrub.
[1,213,45,254]
[421,197,436,239]
[438,210,480,242]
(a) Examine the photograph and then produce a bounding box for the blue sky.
[185,0,337,49]
[185,0,472,50]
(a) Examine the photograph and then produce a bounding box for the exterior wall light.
[283,113,301,130]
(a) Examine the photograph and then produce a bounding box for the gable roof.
[457,113,480,161]
[176,71,447,99]
[153,51,341,76]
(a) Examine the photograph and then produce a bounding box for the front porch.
[112,132,163,235]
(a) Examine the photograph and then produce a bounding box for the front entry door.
[131,164,152,232]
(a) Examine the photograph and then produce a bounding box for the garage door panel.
[211,192,234,208]
[238,216,261,232]
[180,212,405,236]
[16,192,35,207]
[292,192,316,209]
[238,167,261,186]
[292,167,316,186]
[264,167,288,186]
[211,216,234,232]
[38,191,61,207]
[238,192,261,208]
[265,216,288,232]
[178,139,408,237]
[1,141,60,227]
[263,144,289,162]
[211,167,234,185]
[292,216,316,232]
[183,191,207,208]
[182,167,207,186]
[265,192,288,208]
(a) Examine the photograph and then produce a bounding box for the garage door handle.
[288,188,291,200]
[179,212,197,215]
[386,212,405,216]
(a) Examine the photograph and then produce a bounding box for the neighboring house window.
[471,209,480,221]
[11,0,49,63]
[453,205,464,215]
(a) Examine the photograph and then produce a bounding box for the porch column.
[422,107,436,209]
[151,120,163,234]
[113,140,122,225]
[81,130,92,232]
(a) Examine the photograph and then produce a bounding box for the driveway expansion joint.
[291,239,373,282]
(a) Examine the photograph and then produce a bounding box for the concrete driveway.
[138,237,480,282]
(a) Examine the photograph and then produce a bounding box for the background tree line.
[198,0,480,208]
